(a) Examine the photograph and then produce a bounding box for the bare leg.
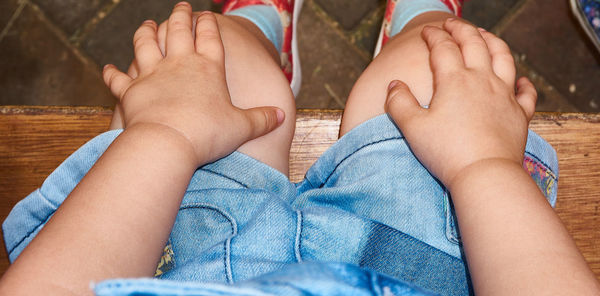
[340,11,454,136]
[110,14,295,175]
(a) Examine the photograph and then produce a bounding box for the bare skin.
[0,3,598,295]
[341,11,453,135]
[0,6,284,295]
[382,18,600,295]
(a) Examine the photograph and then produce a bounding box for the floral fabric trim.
[154,243,175,277]
[523,155,557,201]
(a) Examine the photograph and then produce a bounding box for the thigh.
[340,12,452,136]
[215,15,296,175]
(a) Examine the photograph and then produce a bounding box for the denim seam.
[318,136,404,188]
[367,227,466,262]
[7,191,57,255]
[201,169,250,189]
[178,203,237,283]
[294,210,303,263]
[524,151,558,178]
[225,239,233,284]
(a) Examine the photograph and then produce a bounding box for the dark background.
[1,0,598,112]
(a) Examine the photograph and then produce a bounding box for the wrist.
[122,123,201,167]
[447,158,524,194]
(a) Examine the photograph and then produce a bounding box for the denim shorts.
[3,114,558,295]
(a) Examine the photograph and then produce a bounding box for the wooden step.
[1,106,599,279]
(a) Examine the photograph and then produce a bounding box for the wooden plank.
[0,106,599,281]
[529,113,600,279]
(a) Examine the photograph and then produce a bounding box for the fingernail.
[388,80,400,91]
[478,27,486,32]
[446,18,455,22]
[276,108,285,124]
[175,1,189,7]
[143,20,155,25]
[103,64,111,70]
[199,11,212,16]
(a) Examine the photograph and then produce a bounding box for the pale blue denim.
[95,262,436,296]
[3,114,558,296]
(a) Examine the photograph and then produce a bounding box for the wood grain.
[0,106,599,281]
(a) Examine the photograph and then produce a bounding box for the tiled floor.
[0,0,598,112]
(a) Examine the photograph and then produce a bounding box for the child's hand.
[102,3,284,165]
[385,19,537,189]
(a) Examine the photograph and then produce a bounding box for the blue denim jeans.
[3,114,558,295]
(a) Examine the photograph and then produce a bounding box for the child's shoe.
[570,0,600,53]
[374,0,464,57]
[218,0,303,96]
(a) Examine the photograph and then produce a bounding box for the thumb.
[385,80,423,129]
[242,106,285,141]
[515,77,537,122]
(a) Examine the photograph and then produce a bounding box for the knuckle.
[456,21,477,34]
[263,110,273,129]
[487,33,510,49]
[433,39,458,52]
[133,32,146,45]
[133,39,151,52]
[463,38,487,49]
[246,113,258,132]
[195,27,219,40]
[133,34,155,49]
[169,19,190,31]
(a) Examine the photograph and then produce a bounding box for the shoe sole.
[373,22,385,58]
[290,0,304,97]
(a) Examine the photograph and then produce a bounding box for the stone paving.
[0,0,598,112]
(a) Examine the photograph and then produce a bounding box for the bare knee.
[340,21,443,136]
[213,14,296,175]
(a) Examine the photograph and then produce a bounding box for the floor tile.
[0,0,19,31]
[501,0,600,112]
[296,3,370,108]
[515,60,579,112]
[350,5,384,55]
[0,4,114,106]
[82,0,219,72]
[31,0,111,36]
[314,0,380,31]
[462,0,521,30]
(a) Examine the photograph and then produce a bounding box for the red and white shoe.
[374,0,464,57]
[217,0,304,96]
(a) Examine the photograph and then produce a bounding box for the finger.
[166,2,195,56]
[443,18,492,70]
[194,12,225,61]
[157,20,167,56]
[241,106,285,141]
[421,25,465,81]
[385,80,425,130]
[132,20,162,73]
[103,64,132,100]
[515,77,537,121]
[479,28,516,87]
[127,60,139,78]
